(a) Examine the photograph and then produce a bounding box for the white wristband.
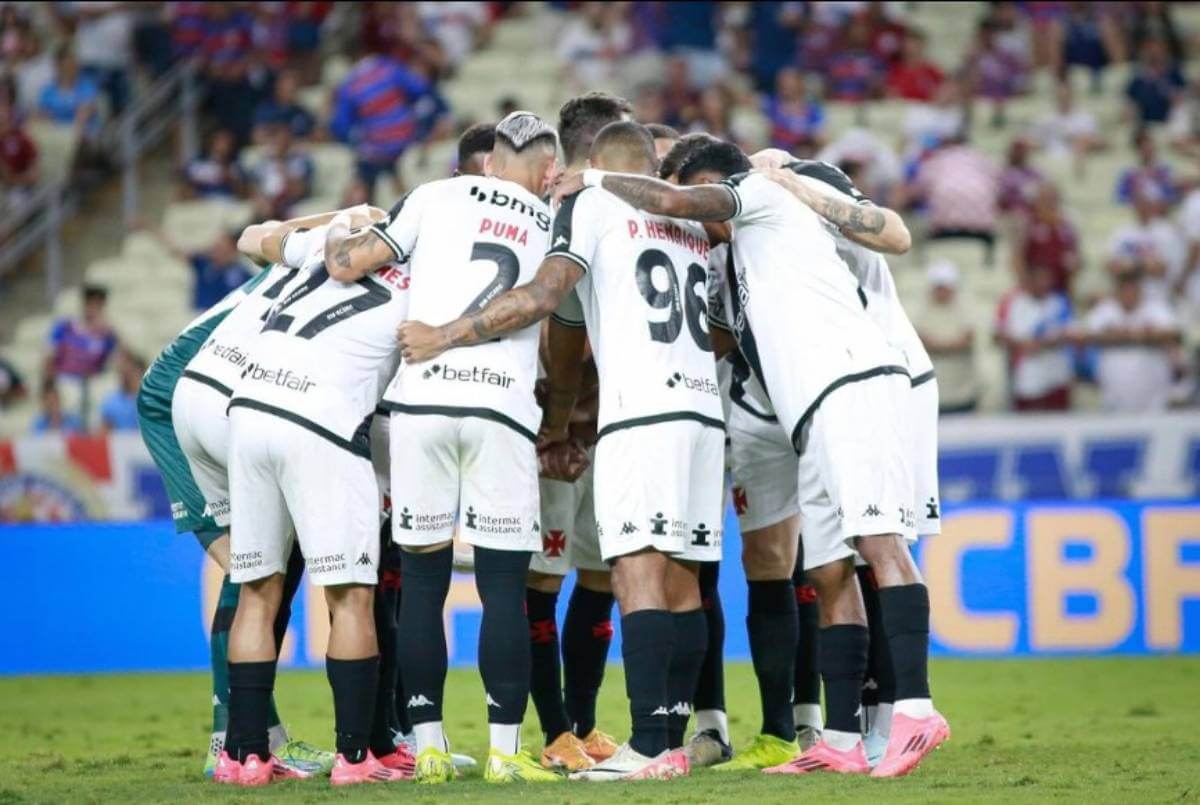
[281,225,324,267]
[582,169,606,188]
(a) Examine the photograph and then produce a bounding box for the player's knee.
[576,568,612,593]
[324,582,375,615]
[234,574,286,621]
[665,559,701,611]
[741,527,796,580]
[402,540,453,554]
[527,569,565,593]
[856,534,921,585]
[612,551,669,613]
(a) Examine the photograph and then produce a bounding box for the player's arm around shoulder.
[763,164,911,254]
[555,169,738,221]
[397,254,585,363]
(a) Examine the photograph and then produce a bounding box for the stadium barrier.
[1,500,1196,674]
[2,412,1198,524]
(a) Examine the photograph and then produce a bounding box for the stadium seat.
[25,121,78,184]
[160,200,252,254]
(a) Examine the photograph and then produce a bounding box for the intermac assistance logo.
[422,364,515,388]
[395,506,454,532]
[464,505,523,535]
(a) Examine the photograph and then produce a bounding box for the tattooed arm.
[764,167,912,254]
[555,170,738,221]
[238,205,385,265]
[324,212,398,282]
[396,256,585,363]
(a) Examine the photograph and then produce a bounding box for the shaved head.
[589,120,656,175]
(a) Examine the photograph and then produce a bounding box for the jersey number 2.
[635,249,711,352]
[462,242,520,315]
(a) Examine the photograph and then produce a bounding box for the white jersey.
[229,237,410,458]
[377,174,551,438]
[181,262,301,396]
[719,171,905,444]
[707,241,775,424]
[785,160,934,382]
[547,186,723,436]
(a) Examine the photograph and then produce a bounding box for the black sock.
[858,566,895,730]
[384,544,411,735]
[792,561,821,715]
[398,547,452,730]
[227,660,276,763]
[272,545,306,653]
[621,609,675,758]
[327,656,379,763]
[693,562,726,714]
[667,609,707,748]
[527,587,571,741]
[819,624,869,734]
[562,585,614,737]
[372,562,400,757]
[474,547,532,728]
[878,583,931,701]
[747,579,798,741]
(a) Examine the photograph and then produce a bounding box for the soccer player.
[524,92,633,773]
[753,152,940,766]
[137,208,372,780]
[323,111,561,784]
[646,122,681,161]
[397,120,723,782]
[220,208,412,786]
[555,141,948,778]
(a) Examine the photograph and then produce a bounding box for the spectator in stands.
[0,356,27,410]
[661,56,699,128]
[1015,183,1081,296]
[1165,79,1200,159]
[1127,1,1185,67]
[3,9,53,114]
[30,380,86,435]
[763,67,825,156]
[902,74,968,155]
[1172,182,1200,309]
[1125,37,1184,126]
[886,29,944,102]
[249,122,314,219]
[914,261,979,414]
[1107,187,1186,304]
[557,3,631,90]
[1032,82,1106,177]
[688,84,737,143]
[252,69,315,144]
[863,1,909,67]
[965,18,1029,127]
[905,132,1001,250]
[419,2,491,69]
[1116,129,1178,206]
[99,349,144,432]
[994,263,1076,411]
[188,230,253,310]
[45,285,118,391]
[1057,2,1123,92]
[38,44,100,138]
[997,138,1043,216]
[181,128,245,200]
[0,93,37,209]
[1083,269,1182,412]
[633,83,670,130]
[198,3,268,145]
[63,2,135,116]
[330,50,449,198]
[824,15,884,102]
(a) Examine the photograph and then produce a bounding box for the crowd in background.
[3,1,1200,436]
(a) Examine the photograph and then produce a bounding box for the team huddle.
[137,90,948,788]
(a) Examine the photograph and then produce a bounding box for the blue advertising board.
[1,499,1197,675]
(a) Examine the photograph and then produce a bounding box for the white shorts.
[727,401,798,533]
[530,450,606,575]
[389,413,540,552]
[909,376,941,536]
[227,407,382,586]
[172,376,232,528]
[796,373,916,571]
[593,419,724,563]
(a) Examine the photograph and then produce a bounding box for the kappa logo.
[486,693,500,708]
[926,497,940,519]
[355,552,372,567]
[650,706,670,717]
[649,512,668,536]
[554,234,568,248]
[407,694,435,708]
[397,507,413,529]
[863,504,882,517]
[465,506,478,529]
[691,522,711,546]
[620,521,638,535]
[669,702,691,716]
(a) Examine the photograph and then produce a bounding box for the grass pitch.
[1,658,1197,803]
